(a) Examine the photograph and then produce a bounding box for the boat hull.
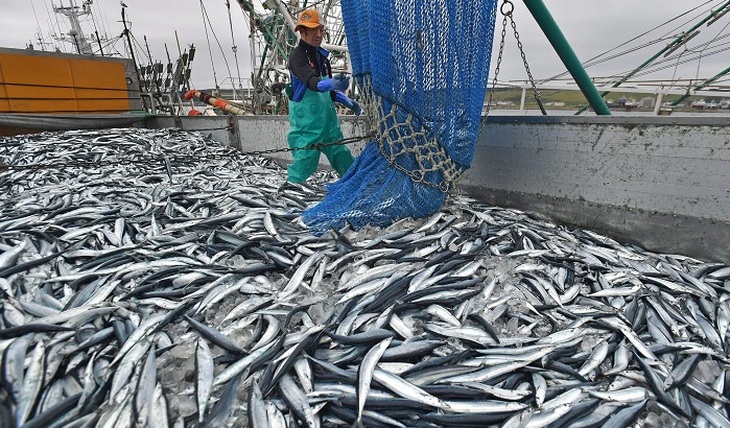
[0,47,145,135]
[0,112,149,136]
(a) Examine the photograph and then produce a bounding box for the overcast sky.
[2,0,729,90]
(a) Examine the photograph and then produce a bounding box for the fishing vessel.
[0,0,197,135]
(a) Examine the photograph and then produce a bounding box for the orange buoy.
[183,89,246,115]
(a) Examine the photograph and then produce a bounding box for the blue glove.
[317,73,349,92]
[335,91,362,115]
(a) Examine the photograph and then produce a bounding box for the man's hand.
[317,74,350,92]
[335,91,362,115]
[349,100,362,116]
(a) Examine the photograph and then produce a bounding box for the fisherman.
[285,8,361,184]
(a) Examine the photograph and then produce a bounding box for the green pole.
[522,0,611,115]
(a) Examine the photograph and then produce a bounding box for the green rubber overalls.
[286,78,354,183]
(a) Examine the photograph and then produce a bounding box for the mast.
[53,0,95,55]
[232,0,351,114]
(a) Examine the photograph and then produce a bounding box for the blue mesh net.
[302,0,498,234]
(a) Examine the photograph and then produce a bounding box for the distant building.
[640,97,655,108]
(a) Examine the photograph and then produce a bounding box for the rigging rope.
[543,0,728,84]
[225,0,245,100]
[200,0,220,91]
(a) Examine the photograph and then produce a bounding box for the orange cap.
[295,9,322,32]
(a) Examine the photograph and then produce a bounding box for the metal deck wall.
[146,114,730,263]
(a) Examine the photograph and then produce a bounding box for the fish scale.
[1,128,729,427]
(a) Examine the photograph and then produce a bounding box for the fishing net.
[301,0,498,234]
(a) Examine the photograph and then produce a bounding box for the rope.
[225,0,245,101]
[200,0,220,91]
[200,0,236,93]
[356,74,464,194]
[544,0,728,84]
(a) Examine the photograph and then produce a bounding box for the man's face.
[301,26,325,47]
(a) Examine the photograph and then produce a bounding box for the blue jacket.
[288,40,336,103]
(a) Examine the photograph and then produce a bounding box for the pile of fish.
[1,127,730,428]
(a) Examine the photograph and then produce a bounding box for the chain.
[507,2,547,115]
[485,2,509,117]
[486,0,546,116]
[1,134,375,172]
[239,134,374,157]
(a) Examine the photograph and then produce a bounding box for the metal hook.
[500,0,514,17]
